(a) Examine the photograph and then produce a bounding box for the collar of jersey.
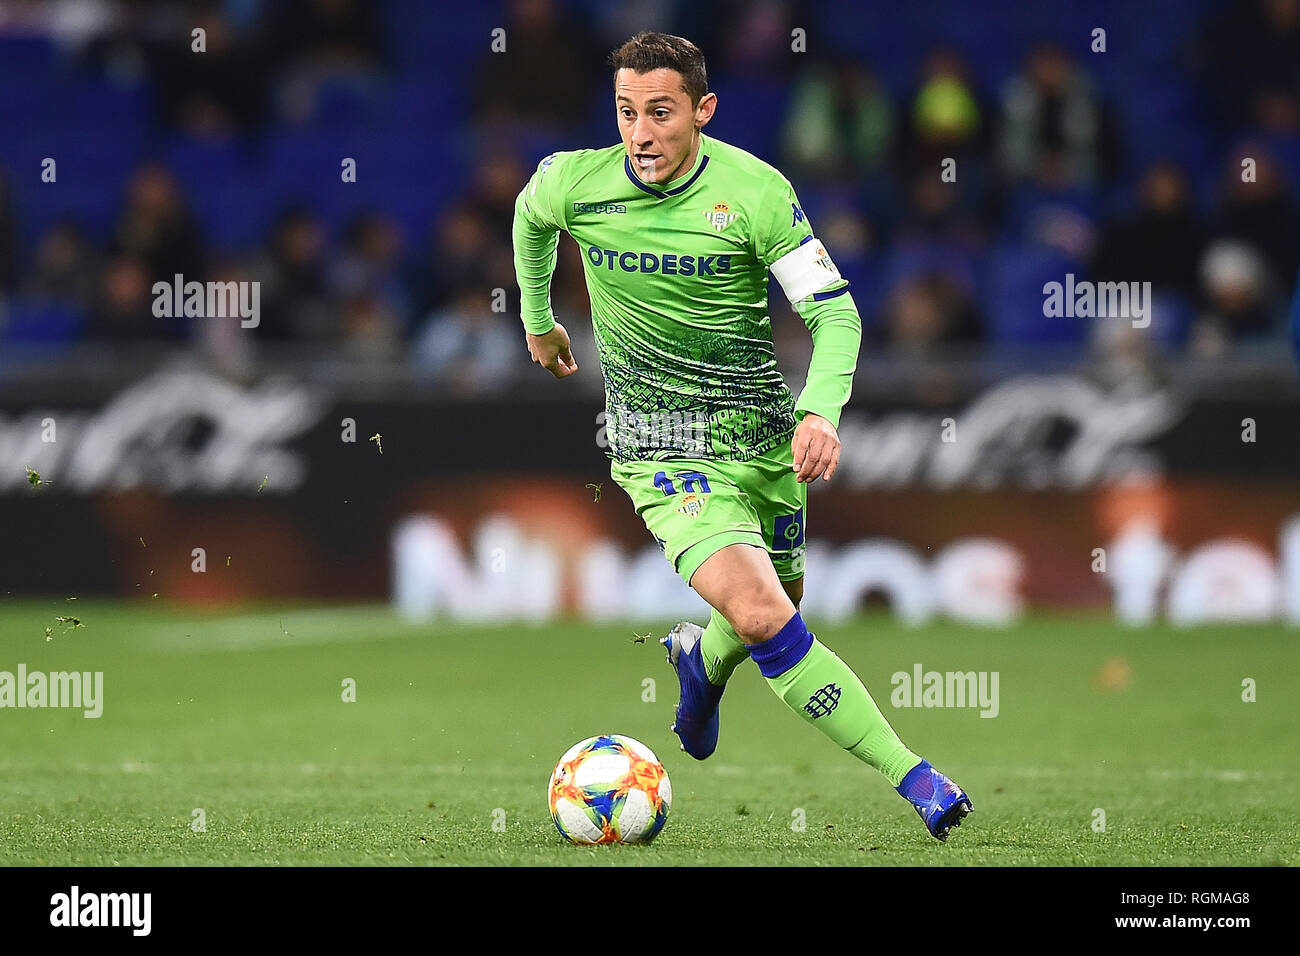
[623,135,711,199]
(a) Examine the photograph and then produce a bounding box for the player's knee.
[729,612,769,644]
[725,589,798,644]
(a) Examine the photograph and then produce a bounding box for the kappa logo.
[573,201,627,214]
[803,683,841,719]
[791,203,805,227]
[704,201,737,232]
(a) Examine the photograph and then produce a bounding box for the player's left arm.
[758,176,862,483]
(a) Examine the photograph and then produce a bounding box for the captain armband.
[769,237,843,304]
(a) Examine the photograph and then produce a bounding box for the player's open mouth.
[634,154,660,168]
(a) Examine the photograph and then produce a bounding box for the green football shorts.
[610,440,808,587]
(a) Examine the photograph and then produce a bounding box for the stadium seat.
[986,243,1087,345]
[2,300,87,346]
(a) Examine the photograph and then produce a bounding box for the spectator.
[474,0,599,130]
[1086,309,1169,396]
[1190,240,1280,356]
[883,173,984,304]
[896,170,983,246]
[89,254,175,342]
[1092,161,1206,298]
[998,41,1117,188]
[702,0,798,81]
[894,46,997,230]
[268,0,384,70]
[414,286,521,395]
[411,167,519,320]
[875,274,984,354]
[1193,0,1300,135]
[465,152,529,240]
[330,212,410,333]
[265,0,387,123]
[149,4,269,138]
[112,163,206,284]
[1214,147,1300,295]
[195,255,257,370]
[251,205,334,341]
[25,221,100,309]
[781,56,895,182]
[410,204,496,320]
[340,291,403,358]
[899,47,985,170]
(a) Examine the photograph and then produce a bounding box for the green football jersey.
[513,132,855,462]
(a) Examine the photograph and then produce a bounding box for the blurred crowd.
[0,0,1298,393]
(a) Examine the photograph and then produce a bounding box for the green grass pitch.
[0,599,1295,866]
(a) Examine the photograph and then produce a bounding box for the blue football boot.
[896,759,973,841]
[661,621,725,760]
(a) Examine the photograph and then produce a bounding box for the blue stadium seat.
[0,35,56,83]
[1145,290,1194,348]
[882,240,982,296]
[3,300,87,346]
[0,0,1260,353]
[999,184,1099,247]
[1260,132,1300,193]
[706,79,790,159]
[987,243,1087,344]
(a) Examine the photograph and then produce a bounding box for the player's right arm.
[512,153,578,378]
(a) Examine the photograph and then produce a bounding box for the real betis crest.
[677,493,705,518]
[704,201,737,232]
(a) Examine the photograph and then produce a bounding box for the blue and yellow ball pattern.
[548,734,672,844]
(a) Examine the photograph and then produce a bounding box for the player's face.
[615,68,715,185]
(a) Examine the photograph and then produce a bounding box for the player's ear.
[695,91,717,129]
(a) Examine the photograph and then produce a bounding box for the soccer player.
[512,32,972,840]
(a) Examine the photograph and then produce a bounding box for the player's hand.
[525,323,579,379]
[791,412,840,483]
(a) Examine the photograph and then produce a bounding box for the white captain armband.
[770,236,843,304]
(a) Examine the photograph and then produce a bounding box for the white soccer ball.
[547,734,672,845]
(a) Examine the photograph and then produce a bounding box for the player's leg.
[781,575,803,607]
[610,458,759,759]
[696,607,749,685]
[679,452,808,688]
[614,451,972,838]
[689,541,920,782]
[743,442,974,839]
[674,547,801,692]
[690,540,972,838]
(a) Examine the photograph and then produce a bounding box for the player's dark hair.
[609,32,709,106]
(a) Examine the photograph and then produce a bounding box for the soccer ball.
[548,734,672,845]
